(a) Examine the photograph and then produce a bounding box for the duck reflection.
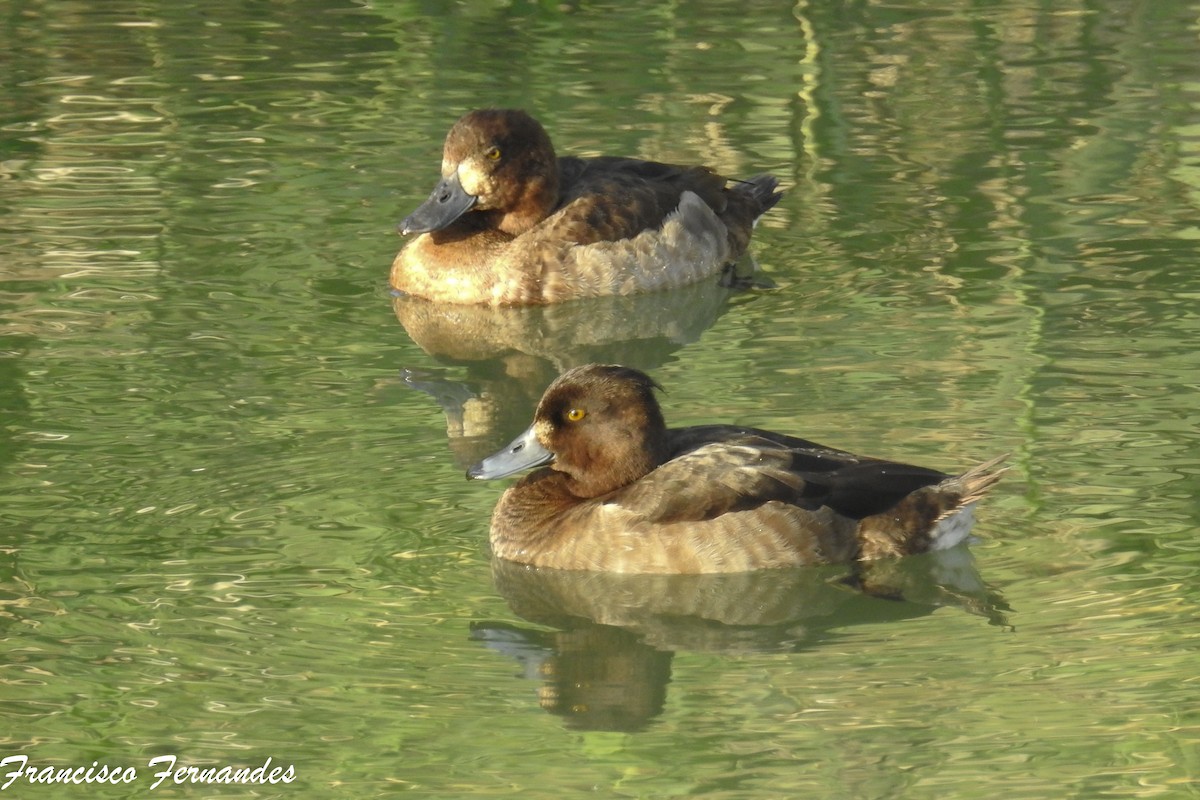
[394,273,748,466]
[472,550,1010,731]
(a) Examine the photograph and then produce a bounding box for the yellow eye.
[565,408,586,422]
[485,146,501,160]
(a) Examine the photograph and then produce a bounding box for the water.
[2,0,1199,796]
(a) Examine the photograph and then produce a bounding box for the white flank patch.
[929,503,978,550]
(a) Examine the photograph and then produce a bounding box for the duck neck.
[497,163,558,236]
[569,446,663,499]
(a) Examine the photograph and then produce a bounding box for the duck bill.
[467,424,553,480]
[399,172,477,235]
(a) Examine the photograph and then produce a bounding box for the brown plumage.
[392,109,782,305]
[468,364,1008,575]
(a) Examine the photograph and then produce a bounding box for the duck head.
[468,364,669,498]
[400,109,560,238]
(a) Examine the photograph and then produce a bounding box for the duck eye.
[485,146,501,161]
[565,408,586,422]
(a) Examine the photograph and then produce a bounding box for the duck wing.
[613,425,952,524]
[609,436,816,524]
[551,156,728,245]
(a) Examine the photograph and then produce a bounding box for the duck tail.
[855,454,1009,560]
[733,174,783,219]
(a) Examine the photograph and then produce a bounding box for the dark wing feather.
[549,156,727,245]
[615,424,952,523]
[799,461,950,519]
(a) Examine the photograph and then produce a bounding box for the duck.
[391,109,783,305]
[467,364,1008,574]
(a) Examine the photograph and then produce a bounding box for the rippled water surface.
[2,0,1199,797]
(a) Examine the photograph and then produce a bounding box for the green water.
[2,0,1199,797]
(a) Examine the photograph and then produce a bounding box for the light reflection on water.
[2,0,1200,797]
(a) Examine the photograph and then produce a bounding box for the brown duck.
[469,364,1008,574]
[392,109,782,305]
